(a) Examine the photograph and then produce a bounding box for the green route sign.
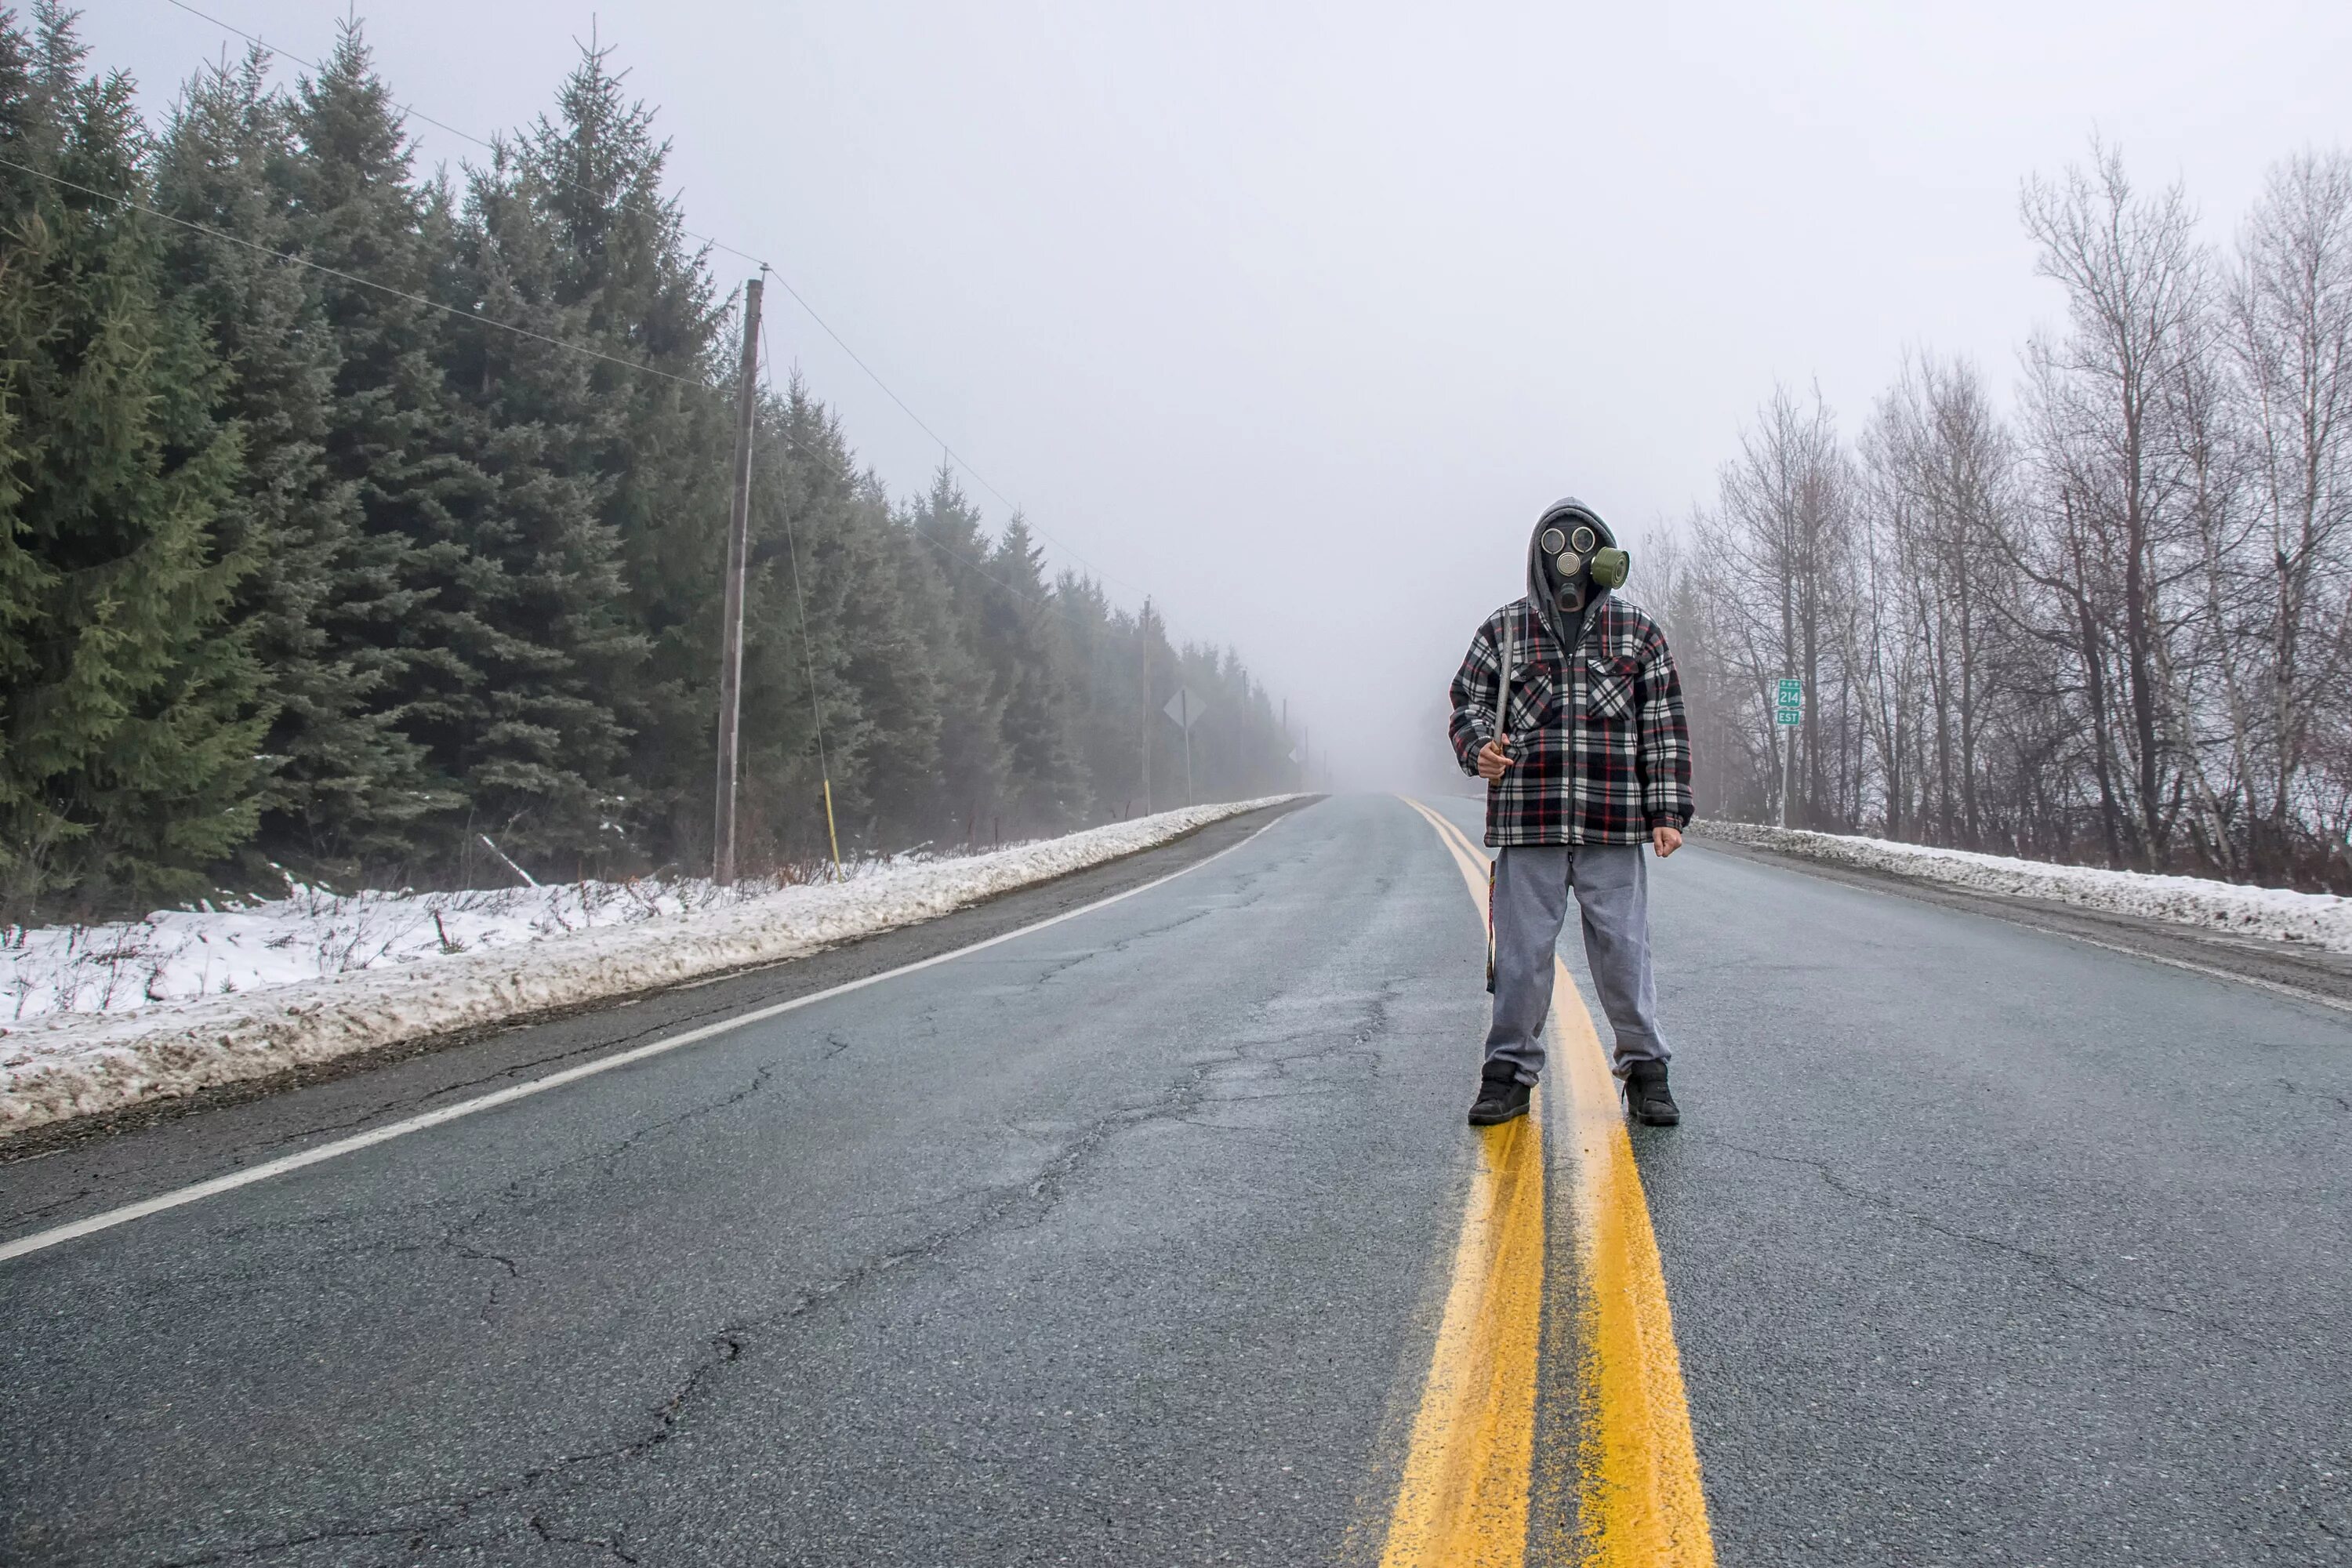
[1774,677,1803,727]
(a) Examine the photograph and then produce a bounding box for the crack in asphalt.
[129,1059,801,1315]
[151,1517,434,1566]
[1,1182,94,1225]
[221,996,800,1162]
[2277,1077,2352,1114]
[429,1060,788,1320]
[1161,982,1399,1128]
[530,1512,641,1564]
[138,1051,1246,1563]
[20,982,826,1200]
[1711,1134,2284,1349]
[1022,904,1223,985]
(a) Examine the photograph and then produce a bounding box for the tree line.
[1651,140,2352,891]
[0,5,1298,920]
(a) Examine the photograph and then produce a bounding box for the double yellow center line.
[1384,798,1715,1566]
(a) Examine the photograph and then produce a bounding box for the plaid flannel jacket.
[1447,595,1694,847]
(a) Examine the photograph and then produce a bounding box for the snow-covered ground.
[0,797,1294,1137]
[1694,819,2352,952]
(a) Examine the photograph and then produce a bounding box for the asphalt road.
[4,794,2349,1565]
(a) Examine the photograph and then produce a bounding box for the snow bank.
[1693,819,2352,952]
[1,797,1294,1137]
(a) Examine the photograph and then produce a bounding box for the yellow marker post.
[821,775,843,878]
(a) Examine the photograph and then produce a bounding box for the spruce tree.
[152,45,430,877]
[438,139,644,871]
[0,17,1299,906]
[739,376,1013,862]
[1052,575,1151,818]
[503,39,730,868]
[984,516,1087,832]
[0,5,263,916]
[904,465,1007,844]
[287,18,479,873]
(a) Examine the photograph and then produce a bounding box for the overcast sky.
[97,1,2352,788]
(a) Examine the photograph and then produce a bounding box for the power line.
[162,0,774,278]
[2,152,717,390]
[13,149,1061,616]
[162,0,1181,630]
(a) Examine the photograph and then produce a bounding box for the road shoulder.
[0,798,1319,1234]
[1690,833,2352,1014]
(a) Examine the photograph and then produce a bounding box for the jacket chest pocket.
[1585,655,1639,721]
[1503,664,1559,736]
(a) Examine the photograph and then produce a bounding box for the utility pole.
[713,274,763,884]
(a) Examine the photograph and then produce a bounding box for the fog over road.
[4,797,2347,1565]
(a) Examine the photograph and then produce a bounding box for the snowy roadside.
[1,797,1296,1138]
[1692,819,2352,953]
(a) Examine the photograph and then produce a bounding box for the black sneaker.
[1622,1059,1679,1126]
[1468,1072,1532,1127]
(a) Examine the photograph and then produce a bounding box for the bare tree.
[1858,354,2020,847]
[1667,139,2352,892]
[2019,141,2208,868]
[2227,150,2352,879]
[1705,386,1857,829]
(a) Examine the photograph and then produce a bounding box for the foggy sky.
[99,1,2352,789]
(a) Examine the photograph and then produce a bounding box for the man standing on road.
[1446,498,1693,1128]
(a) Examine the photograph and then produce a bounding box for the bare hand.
[1652,825,1684,858]
[1476,737,1513,782]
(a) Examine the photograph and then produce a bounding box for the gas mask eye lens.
[1570,524,1596,553]
[1540,526,1566,554]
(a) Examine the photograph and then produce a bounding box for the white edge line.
[0,811,1297,1265]
[2007,921,2352,1016]
[1703,833,2352,1017]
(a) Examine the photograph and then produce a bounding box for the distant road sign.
[1775,677,1803,727]
[1163,688,1207,731]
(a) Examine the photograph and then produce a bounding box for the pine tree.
[503,38,731,869]
[905,464,1007,844]
[437,132,646,870]
[1053,576,1150,818]
[151,45,430,877]
[0,5,263,915]
[0,19,1299,907]
[740,379,940,859]
[985,516,1087,832]
[287,18,480,873]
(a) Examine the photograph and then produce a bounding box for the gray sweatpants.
[1484,843,1669,1085]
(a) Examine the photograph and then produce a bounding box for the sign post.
[1774,677,1803,828]
[1163,686,1206,806]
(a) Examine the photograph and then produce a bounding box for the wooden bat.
[1486,610,1514,993]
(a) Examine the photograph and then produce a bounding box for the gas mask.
[1526,499,1630,652]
